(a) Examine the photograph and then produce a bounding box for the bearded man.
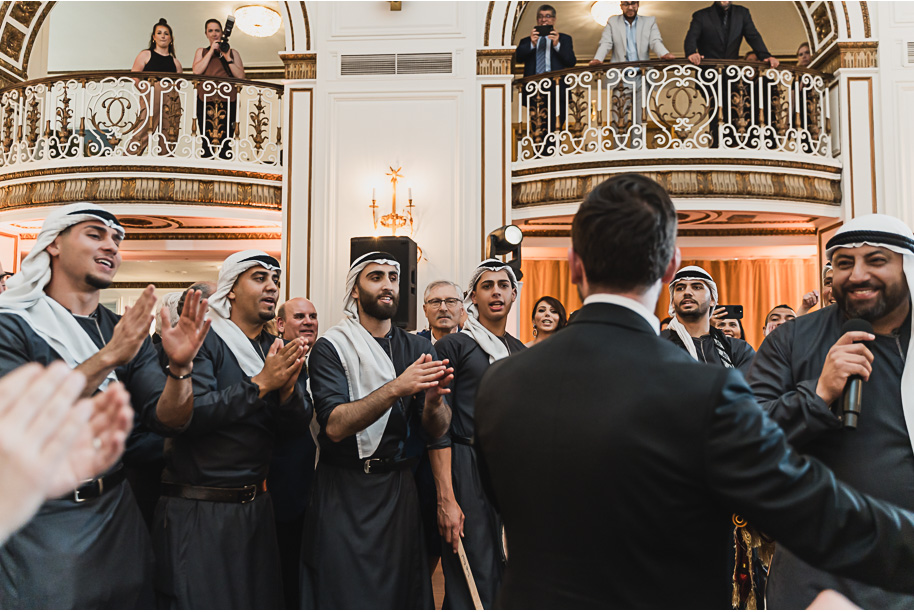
[749,214,914,608]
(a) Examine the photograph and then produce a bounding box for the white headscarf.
[462,259,518,363]
[207,249,281,377]
[0,203,125,390]
[322,251,401,459]
[825,214,914,456]
[667,265,719,362]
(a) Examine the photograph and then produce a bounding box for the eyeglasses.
[425,298,461,308]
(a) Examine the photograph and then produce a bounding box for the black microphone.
[840,318,874,429]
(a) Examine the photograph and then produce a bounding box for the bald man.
[273,296,319,608]
[277,297,319,349]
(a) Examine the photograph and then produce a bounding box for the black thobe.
[0,308,157,609]
[661,328,756,376]
[300,327,435,609]
[749,304,914,608]
[432,331,525,609]
[150,329,312,610]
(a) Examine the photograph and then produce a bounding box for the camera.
[219,15,235,54]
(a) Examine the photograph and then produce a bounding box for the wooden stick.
[456,538,484,610]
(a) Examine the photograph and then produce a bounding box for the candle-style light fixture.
[370,166,415,236]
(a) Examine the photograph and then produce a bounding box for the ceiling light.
[590,1,614,26]
[234,5,282,38]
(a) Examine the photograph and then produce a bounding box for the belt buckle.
[73,478,99,503]
[363,458,380,474]
[240,484,257,504]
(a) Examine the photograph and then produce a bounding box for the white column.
[281,81,315,303]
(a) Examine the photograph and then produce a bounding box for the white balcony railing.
[513,60,831,164]
[0,71,282,172]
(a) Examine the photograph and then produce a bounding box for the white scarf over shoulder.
[207,249,282,376]
[322,251,401,459]
[462,259,518,364]
[0,203,125,390]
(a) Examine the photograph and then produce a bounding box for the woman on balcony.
[193,19,246,159]
[130,18,183,156]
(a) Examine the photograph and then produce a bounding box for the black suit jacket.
[684,3,771,60]
[515,32,576,76]
[475,301,914,609]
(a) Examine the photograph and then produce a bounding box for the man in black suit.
[474,173,914,609]
[515,4,576,148]
[684,1,778,67]
[684,2,777,148]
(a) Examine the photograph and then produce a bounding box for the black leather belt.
[160,480,267,504]
[62,467,126,503]
[322,454,418,474]
[452,435,475,446]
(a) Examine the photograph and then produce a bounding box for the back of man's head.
[572,174,677,292]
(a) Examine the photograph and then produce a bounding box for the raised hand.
[103,284,157,368]
[390,354,451,398]
[815,331,875,405]
[251,338,306,398]
[160,289,211,370]
[710,305,727,329]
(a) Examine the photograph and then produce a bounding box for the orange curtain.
[520,258,819,349]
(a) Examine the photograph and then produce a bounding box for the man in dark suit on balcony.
[515,4,576,150]
[474,173,914,609]
[684,2,778,67]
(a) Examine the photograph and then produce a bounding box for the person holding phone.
[515,5,576,147]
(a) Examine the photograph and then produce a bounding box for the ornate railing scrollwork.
[0,71,283,171]
[513,59,831,163]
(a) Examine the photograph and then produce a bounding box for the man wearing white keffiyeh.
[429,259,526,609]
[152,249,312,609]
[300,251,453,609]
[0,202,210,609]
[661,265,756,375]
[751,213,914,609]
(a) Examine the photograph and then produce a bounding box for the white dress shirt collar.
[582,293,660,335]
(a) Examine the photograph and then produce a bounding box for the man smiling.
[750,214,914,608]
[0,203,210,608]
[300,251,453,608]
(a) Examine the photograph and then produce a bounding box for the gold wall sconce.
[370,166,415,236]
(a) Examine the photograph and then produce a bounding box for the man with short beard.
[430,260,526,609]
[749,214,914,608]
[0,203,210,608]
[152,249,312,609]
[300,251,453,609]
[661,265,755,374]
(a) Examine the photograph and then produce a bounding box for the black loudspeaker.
[350,236,418,331]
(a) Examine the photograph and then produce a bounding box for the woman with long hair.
[129,18,183,154]
[527,296,567,346]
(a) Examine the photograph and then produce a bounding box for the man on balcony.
[684,2,778,69]
[515,4,576,150]
[588,1,675,145]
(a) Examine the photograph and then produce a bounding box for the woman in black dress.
[129,18,183,154]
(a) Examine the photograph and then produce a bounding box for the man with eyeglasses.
[419,280,464,345]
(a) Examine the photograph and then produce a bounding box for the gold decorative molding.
[513,157,842,177]
[484,1,494,46]
[21,231,281,241]
[280,52,316,80]
[513,170,841,209]
[818,41,879,74]
[110,282,191,289]
[0,164,281,183]
[0,1,53,83]
[861,1,871,38]
[0,176,281,212]
[477,49,513,76]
